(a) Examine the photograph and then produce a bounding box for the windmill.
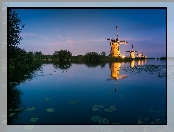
[126,45,138,58]
[137,51,142,58]
[106,62,128,92]
[141,52,147,58]
[107,26,128,57]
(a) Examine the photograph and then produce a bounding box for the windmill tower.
[107,26,128,57]
[106,62,128,92]
[126,45,138,58]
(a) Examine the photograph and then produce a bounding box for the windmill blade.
[135,51,138,52]
[107,38,110,40]
[126,51,131,52]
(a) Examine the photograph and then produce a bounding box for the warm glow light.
[122,55,125,58]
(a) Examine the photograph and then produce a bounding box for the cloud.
[119,37,151,42]
[57,34,63,39]
[47,38,107,47]
[20,33,57,41]
[66,37,72,40]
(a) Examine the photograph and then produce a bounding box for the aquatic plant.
[69,101,80,105]
[112,122,120,124]
[104,109,113,112]
[99,118,109,124]
[30,118,38,122]
[46,108,55,112]
[92,105,104,111]
[45,98,51,101]
[25,107,35,111]
[9,113,16,117]
[148,109,165,114]
[137,117,164,125]
[91,116,101,122]
[14,108,21,111]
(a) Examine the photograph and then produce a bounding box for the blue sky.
[12,8,166,58]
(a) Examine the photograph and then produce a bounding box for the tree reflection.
[53,61,72,70]
[8,84,24,124]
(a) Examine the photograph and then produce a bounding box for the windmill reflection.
[106,62,128,92]
[134,59,146,67]
[130,60,135,68]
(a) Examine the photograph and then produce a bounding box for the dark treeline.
[32,49,147,63]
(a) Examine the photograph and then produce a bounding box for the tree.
[100,51,106,57]
[84,52,101,61]
[9,9,24,47]
[33,51,43,60]
[53,49,72,61]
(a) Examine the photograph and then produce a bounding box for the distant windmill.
[141,52,147,58]
[107,26,128,57]
[137,51,142,58]
[126,45,138,58]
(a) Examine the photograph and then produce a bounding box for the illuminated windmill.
[107,26,128,57]
[126,45,138,58]
[141,52,147,58]
[137,51,142,58]
[106,62,128,92]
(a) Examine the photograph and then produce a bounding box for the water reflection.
[84,61,106,68]
[8,59,166,124]
[53,61,72,70]
[106,62,128,92]
[8,62,42,124]
[132,60,146,68]
[130,60,135,68]
[8,84,24,124]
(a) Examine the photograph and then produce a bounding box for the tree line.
[31,50,107,62]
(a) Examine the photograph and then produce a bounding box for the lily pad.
[9,113,16,117]
[92,105,104,111]
[91,116,101,122]
[98,105,104,108]
[46,108,55,112]
[104,109,113,112]
[25,107,35,111]
[69,101,80,105]
[155,119,162,122]
[110,106,116,110]
[99,118,109,124]
[45,98,51,101]
[30,118,38,122]
[14,108,21,111]
[92,107,99,111]
[138,120,144,124]
[112,123,120,124]
[144,118,149,121]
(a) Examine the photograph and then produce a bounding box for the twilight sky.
[14,8,166,57]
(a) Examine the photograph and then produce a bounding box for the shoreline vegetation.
[33,54,166,62]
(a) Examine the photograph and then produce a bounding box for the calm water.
[9,59,166,125]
